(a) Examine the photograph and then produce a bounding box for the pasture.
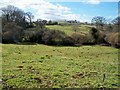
[1,44,119,88]
[46,25,90,35]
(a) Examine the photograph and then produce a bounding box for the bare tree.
[1,5,28,28]
[91,16,106,30]
[25,12,34,27]
[36,19,47,28]
[111,17,120,32]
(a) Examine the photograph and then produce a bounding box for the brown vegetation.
[105,32,120,48]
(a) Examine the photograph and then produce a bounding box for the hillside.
[46,25,91,35]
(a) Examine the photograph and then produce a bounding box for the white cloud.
[81,0,101,4]
[2,0,116,21]
[0,0,86,21]
[84,0,118,5]
[45,0,119,3]
[86,0,101,4]
[33,1,75,21]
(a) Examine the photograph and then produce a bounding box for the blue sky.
[0,0,118,22]
[52,2,118,22]
[54,2,118,16]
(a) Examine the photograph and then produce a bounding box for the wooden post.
[0,16,2,43]
[0,15,2,84]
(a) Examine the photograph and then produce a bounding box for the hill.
[46,25,91,35]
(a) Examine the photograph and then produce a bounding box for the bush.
[89,28,99,44]
[22,28,66,45]
[98,31,107,44]
[89,27,106,44]
[82,34,95,45]
[47,21,58,25]
[42,30,66,45]
[2,22,22,43]
[35,28,48,43]
[62,36,74,46]
[71,33,85,46]
[105,32,120,48]
[22,28,48,43]
[22,31,37,42]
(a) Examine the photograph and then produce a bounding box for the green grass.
[46,25,90,35]
[2,44,119,88]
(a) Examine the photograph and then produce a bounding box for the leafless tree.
[91,16,106,31]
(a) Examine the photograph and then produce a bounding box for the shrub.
[42,30,66,45]
[35,28,48,43]
[94,31,106,44]
[89,27,106,44]
[22,28,66,45]
[62,36,74,46]
[2,22,22,43]
[22,28,48,43]
[47,21,58,25]
[23,31,37,42]
[82,34,95,45]
[105,32,120,48]
[71,33,85,46]
[89,28,99,44]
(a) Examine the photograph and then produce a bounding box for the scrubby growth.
[105,32,120,48]
[1,5,120,48]
[2,22,22,43]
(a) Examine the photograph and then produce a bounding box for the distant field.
[2,44,119,88]
[46,25,91,35]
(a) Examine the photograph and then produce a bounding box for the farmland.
[2,44,119,88]
[46,25,91,35]
[1,2,119,89]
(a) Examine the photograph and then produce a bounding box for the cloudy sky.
[0,0,119,22]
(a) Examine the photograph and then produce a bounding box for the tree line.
[1,5,120,48]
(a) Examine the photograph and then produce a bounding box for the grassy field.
[46,25,90,35]
[1,44,119,88]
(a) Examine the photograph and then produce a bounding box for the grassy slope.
[46,25,90,35]
[2,44,119,88]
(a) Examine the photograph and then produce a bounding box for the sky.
[0,0,119,22]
